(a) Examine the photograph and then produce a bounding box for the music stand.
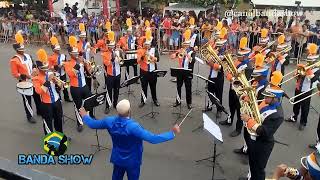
[195,113,225,180]
[193,90,228,132]
[121,58,138,95]
[83,91,110,155]
[170,68,192,119]
[193,57,205,95]
[120,76,140,99]
[193,74,215,111]
[140,70,167,119]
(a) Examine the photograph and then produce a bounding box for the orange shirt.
[64,58,86,87]
[102,50,121,76]
[32,72,59,103]
[117,36,128,50]
[137,48,157,72]
[95,39,107,52]
[10,54,33,79]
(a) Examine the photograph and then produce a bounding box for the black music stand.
[170,68,192,119]
[140,70,167,119]
[83,91,110,155]
[193,74,215,112]
[120,76,140,100]
[193,90,229,132]
[195,113,225,180]
[121,57,138,95]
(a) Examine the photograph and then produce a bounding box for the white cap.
[116,99,131,116]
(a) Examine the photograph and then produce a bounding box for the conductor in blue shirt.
[79,99,181,180]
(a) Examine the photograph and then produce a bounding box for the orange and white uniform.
[102,50,121,77]
[32,71,60,104]
[64,58,86,88]
[10,54,33,79]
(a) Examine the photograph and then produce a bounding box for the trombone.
[266,46,292,64]
[279,61,320,86]
[289,84,320,104]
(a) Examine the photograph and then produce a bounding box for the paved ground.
[0,43,319,180]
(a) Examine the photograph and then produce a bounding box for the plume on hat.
[50,36,59,46]
[15,33,24,45]
[79,23,85,32]
[270,71,283,86]
[219,27,227,39]
[105,21,111,31]
[239,37,248,49]
[183,29,191,41]
[278,34,285,44]
[126,18,132,28]
[145,20,150,27]
[37,49,48,63]
[261,28,268,38]
[216,21,222,31]
[68,36,77,47]
[255,53,265,67]
[189,17,195,26]
[146,29,152,41]
[108,31,115,42]
[308,43,318,55]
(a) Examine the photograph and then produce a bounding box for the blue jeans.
[112,164,141,180]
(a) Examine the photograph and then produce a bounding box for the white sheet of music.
[203,113,223,143]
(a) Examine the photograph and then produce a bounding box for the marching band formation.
[9,16,320,180]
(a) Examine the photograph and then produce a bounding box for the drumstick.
[178,109,193,127]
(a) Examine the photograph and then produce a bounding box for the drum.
[16,81,33,96]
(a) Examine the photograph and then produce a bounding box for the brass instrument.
[224,54,262,136]
[289,83,320,104]
[200,42,262,136]
[53,76,70,89]
[266,46,292,64]
[280,60,320,86]
[255,41,275,53]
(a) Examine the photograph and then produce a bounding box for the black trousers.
[247,135,274,180]
[22,89,42,119]
[125,63,138,80]
[85,76,92,92]
[229,88,243,132]
[140,69,158,103]
[70,85,93,126]
[208,76,224,112]
[56,74,70,100]
[105,75,121,108]
[41,100,63,135]
[90,31,98,44]
[176,75,192,105]
[293,89,312,126]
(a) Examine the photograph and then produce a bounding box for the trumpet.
[49,73,70,89]
[178,48,187,58]
[289,83,320,104]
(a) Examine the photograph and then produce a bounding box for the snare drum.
[16,81,34,96]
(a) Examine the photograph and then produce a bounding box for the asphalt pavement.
[0,43,319,180]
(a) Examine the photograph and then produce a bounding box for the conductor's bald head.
[116,99,131,117]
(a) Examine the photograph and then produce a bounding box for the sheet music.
[203,113,223,143]
[195,57,204,64]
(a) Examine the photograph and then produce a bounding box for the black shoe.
[187,104,192,109]
[77,125,83,132]
[299,124,305,131]
[216,111,222,118]
[104,107,110,114]
[27,117,36,124]
[67,137,72,142]
[202,107,212,112]
[173,102,181,107]
[219,120,232,126]
[309,143,317,149]
[154,101,160,107]
[233,147,247,155]
[286,115,297,123]
[139,102,145,108]
[64,98,73,102]
[230,130,241,137]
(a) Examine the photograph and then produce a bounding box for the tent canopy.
[251,0,320,8]
[163,3,212,17]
